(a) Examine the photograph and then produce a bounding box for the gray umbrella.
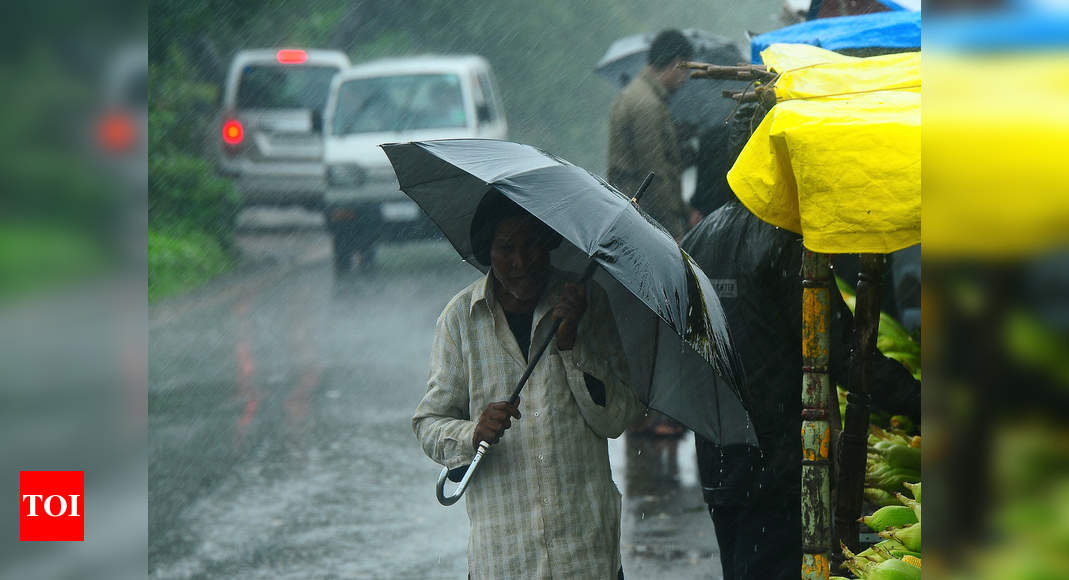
[382,138,756,448]
[595,29,749,129]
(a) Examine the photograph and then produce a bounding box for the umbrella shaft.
[508,259,599,405]
[632,172,655,204]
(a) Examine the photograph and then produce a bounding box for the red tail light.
[276,49,308,64]
[96,110,137,153]
[222,120,244,145]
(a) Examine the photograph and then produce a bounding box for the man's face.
[664,58,689,94]
[490,216,552,306]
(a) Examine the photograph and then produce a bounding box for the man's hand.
[688,207,705,229]
[554,282,587,351]
[474,401,521,450]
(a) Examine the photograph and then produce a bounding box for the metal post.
[801,250,832,580]
[834,254,885,558]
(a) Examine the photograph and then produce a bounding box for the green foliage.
[149,42,238,298]
[0,222,108,301]
[1005,310,1069,388]
[149,46,218,157]
[836,275,922,380]
[148,229,231,302]
[0,48,121,301]
[150,44,237,253]
[149,151,240,247]
[1,49,119,226]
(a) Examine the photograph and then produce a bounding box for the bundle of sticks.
[680,61,778,107]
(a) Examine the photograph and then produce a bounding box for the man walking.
[413,191,642,579]
[608,28,693,240]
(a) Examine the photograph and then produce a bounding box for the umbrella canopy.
[382,138,756,447]
[750,11,921,64]
[595,29,748,129]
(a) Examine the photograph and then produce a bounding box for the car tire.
[333,235,353,274]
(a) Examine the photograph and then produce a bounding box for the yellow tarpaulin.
[727,44,920,254]
[924,52,1069,258]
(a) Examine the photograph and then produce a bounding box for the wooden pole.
[801,250,832,580]
[833,254,886,564]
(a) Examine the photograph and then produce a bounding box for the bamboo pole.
[801,250,832,580]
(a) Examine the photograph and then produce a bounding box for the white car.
[217,49,350,209]
[322,55,507,271]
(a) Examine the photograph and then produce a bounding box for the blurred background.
[923,2,1069,577]
[0,0,1066,578]
[0,0,148,578]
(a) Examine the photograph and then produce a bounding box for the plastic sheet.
[727,45,920,254]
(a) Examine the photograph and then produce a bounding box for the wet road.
[150,211,723,578]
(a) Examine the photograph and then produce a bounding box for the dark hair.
[470,190,561,266]
[648,29,693,69]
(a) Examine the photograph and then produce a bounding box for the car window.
[236,65,339,109]
[331,73,467,135]
[476,72,497,123]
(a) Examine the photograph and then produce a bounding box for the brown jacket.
[608,68,687,238]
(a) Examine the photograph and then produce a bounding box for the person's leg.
[709,505,740,580]
[732,498,801,580]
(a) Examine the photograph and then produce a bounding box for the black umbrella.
[595,28,749,130]
[382,139,755,449]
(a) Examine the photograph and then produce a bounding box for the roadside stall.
[684,44,920,579]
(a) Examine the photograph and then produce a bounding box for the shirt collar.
[469,269,566,319]
[470,272,494,315]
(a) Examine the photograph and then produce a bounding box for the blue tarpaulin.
[750,12,921,63]
[924,11,1069,50]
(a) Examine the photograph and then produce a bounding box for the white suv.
[217,49,350,209]
[322,55,507,271]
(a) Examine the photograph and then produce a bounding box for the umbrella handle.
[435,440,490,506]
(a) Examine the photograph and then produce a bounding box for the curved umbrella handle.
[435,440,491,506]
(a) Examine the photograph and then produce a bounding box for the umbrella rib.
[587,202,683,331]
[493,159,603,190]
[399,155,567,193]
[397,172,489,192]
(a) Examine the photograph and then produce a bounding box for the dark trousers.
[709,500,800,580]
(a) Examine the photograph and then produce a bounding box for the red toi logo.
[20,471,84,541]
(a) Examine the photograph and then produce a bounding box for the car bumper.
[234,175,325,206]
[325,195,439,242]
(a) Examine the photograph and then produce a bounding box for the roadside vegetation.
[149,48,239,301]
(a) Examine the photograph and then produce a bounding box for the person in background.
[608,28,693,241]
[686,121,735,223]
